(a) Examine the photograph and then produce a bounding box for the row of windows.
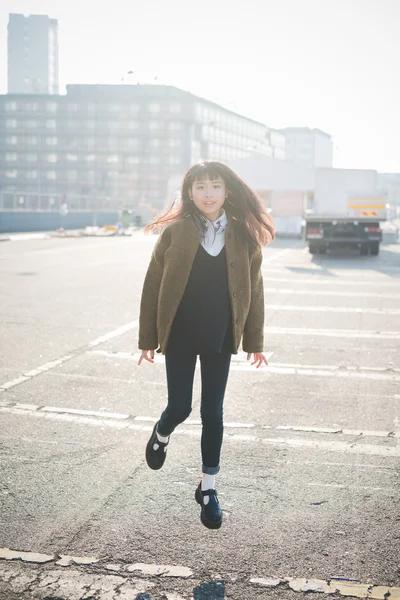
[201,126,274,150]
[3,157,181,179]
[5,170,143,181]
[3,150,180,163]
[3,101,182,114]
[3,119,184,131]
[1,189,165,211]
[4,136,182,148]
[3,98,275,141]
[195,102,266,139]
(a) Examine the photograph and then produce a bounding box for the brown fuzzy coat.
[138,212,265,354]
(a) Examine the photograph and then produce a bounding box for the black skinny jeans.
[157,345,232,475]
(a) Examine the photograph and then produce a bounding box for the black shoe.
[195,482,222,529]
[145,422,169,470]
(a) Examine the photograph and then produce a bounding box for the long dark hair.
[144,161,276,250]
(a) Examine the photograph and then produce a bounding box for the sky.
[0,0,399,173]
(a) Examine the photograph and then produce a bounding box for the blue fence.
[0,211,119,234]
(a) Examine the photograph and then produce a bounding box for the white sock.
[153,429,169,451]
[201,473,216,505]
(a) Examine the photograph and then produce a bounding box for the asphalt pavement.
[0,232,399,600]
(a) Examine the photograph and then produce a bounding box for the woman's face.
[189,176,227,222]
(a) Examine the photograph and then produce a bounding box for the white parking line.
[265,287,400,299]
[87,319,139,347]
[0,320,139,391]
[265,304,400,315]
[1,550,398,600]
[263,248,294,263]
[88,350,400,381]
[2,402,397,440]
[262,275,400,287]
[264,326,400,340]
[262,267,400,280]
[1,405,398,458]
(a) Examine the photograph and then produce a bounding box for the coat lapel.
[180,215,201,267]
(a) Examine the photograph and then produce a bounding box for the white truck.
[305,168,386,256]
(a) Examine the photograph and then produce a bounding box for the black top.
[167,245,233,354]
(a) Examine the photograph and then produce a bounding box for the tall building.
[0,84,285,216]
[279,127,333,169]
[7,13,59,95]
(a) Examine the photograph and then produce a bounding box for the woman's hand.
[247,352,268,369]
[138,350,155,366]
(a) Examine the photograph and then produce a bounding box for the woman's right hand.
[138,350,155,366]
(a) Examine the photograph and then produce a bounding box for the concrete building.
[279,127,333,169]
[0,84,285,221]
[7,13,59,95]
[228,153,314,236]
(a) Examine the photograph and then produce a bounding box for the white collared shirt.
[200,209,228,256]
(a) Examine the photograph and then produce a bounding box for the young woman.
[138,160,275,529]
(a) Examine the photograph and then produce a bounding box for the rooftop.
[279,127,332,138]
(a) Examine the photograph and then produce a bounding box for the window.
[129,104,139,113]
[27,136,38,145]
[168,138,180,148]
[126,156,139,164]
[26,153,37,162]
[46,102,57,112]
[169,122,182,131]
[149,138,161,148]
[26,170,38,179]
[87,103,96,113]
[6,119,17,128]
[108,104,120,112]
[5,102,17,111]
[149,121,162,131]
[46,171,57,180]
[87,120,96,129]
[168,156,181,164]
[67,153,78,162]
[6,136,18,145]
[67,170,77,181]
[24,102,38,111]
[6,153,17,161]
[128,121,138,130]
[87,138,95,147]
[26,120,38,128]
[86,154,96,162]
[68,103,79,112]
[46,154,57,163]
[107,155,119,163]
[107,121,119,131]
[46,120,56,129]
[149,156,160,164]
[170,103,181,114]
[87,170,95,182]
[5,170,17,178]
[67,121,79,129]
[107,170,119,180]
[149,102,160,113]
[46,137,57,146]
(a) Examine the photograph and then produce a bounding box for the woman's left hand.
[247,352,269,368]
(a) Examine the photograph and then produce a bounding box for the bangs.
[188,162,225,185]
